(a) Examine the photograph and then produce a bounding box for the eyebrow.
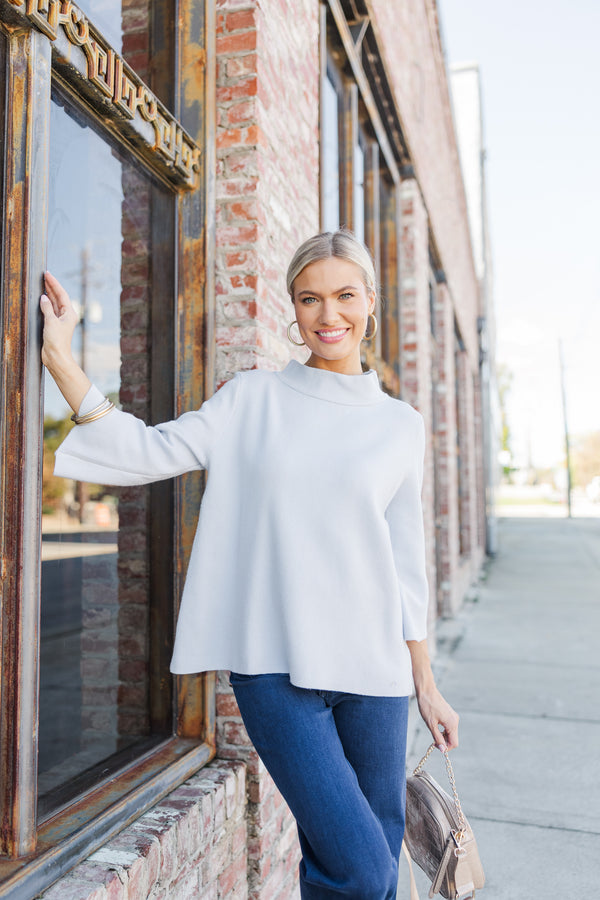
[296,285,360,297]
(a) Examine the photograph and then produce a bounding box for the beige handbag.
[402,744,485,900]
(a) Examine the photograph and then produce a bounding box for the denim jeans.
[230,673,409,899]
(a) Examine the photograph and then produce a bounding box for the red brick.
[226,8,256,31]
[216,691,242,716]
[216,31,257,55]
[229,199,259,221]
[226,53,258,78]
[227,99,257,125]
[218,853,247,895]
[217,77,258,103]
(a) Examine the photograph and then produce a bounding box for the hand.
[416,685,459,752]
[39,271,91,413]
[40,271,79,370]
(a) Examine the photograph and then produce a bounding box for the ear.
[367,290,376,314]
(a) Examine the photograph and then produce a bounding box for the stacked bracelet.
[71,398,115,425]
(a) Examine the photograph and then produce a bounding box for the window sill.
[0,737,213,899]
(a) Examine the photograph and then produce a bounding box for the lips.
[315,328,350,343]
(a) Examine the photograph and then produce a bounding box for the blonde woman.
[41,230,458,899]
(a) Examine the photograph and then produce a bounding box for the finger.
[440,717,459,751]
[40,294,56,320]
[44,271,70,314]
[428,721,447,752]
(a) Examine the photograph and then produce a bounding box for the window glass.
[73,0,150,70]
[322,73,340,233]
[353,135,365,243]
[75,0,123,51]
[39,93,169,814]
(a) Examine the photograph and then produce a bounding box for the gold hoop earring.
[363,313,378,342]
[287,320,306,347]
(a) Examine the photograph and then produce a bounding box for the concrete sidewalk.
[400,516,600,898]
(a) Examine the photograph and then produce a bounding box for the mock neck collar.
[277,359,384,406]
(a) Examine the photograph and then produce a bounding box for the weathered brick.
[226,8,256,31]
[216,30,257,55]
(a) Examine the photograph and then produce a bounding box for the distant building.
[450,61,500,555]
[0,1,493,896]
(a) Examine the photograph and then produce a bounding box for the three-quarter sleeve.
[385,413,429,641]
[54,373,242,486]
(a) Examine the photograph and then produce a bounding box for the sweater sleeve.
[385,412,429,641]
[54,374,242,486]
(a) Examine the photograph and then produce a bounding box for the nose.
[318,299,342,324]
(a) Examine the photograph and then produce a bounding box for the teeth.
[318,329,347,337]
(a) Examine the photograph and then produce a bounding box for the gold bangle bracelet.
[71,398,110,423]
[71,401,115,425]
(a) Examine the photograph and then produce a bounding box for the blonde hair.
[286,230,377,301]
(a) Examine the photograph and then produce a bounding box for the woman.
[41,230,458,899]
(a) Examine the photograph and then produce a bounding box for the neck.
[305,353,364,376]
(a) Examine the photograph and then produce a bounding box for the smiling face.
[291,256,375,375]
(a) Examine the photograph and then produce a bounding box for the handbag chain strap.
[413,743,468,839]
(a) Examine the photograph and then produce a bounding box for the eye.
[300,296,317,304]
[339,292,354,300]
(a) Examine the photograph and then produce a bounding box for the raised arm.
[40,271,92,414]
[40,272,243,487]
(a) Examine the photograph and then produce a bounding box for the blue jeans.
[230,673,408,899]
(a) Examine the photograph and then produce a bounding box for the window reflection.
[354,135,365,244]
[40,94,165,812]
[322,73,340,233]
[73,0,123,52]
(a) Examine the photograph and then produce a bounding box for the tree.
[497,363,514,478]
[570,431,600,489]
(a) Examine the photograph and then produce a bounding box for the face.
[292,257,375,375]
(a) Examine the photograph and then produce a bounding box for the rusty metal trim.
[0,26,51,858]
[339,81,357,230]
[327,0,400,184]
[0,0,202,191]
[363,138,381,357]
[172,0,216,744]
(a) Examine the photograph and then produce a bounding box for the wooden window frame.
[0,0,216,892]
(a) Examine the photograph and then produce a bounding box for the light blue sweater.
[55,359,428,696]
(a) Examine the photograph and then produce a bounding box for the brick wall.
[40,762,248,900]
[214,3,318,891]
[433,282,460,615]
[215,673,301,900]
[214,0,319,382]
[398,178,437,630]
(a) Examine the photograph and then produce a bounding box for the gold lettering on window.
[86,41,115,98]
[11,0,201,188]
[25,0,59,40]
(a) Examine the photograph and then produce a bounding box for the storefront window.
[39,93,169,814]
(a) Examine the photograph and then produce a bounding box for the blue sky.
[440,0,600,468]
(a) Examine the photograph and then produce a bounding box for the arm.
[41,273,242,486]
[407,638,459,751]
[40,271,91,414]
[386,411,459,751]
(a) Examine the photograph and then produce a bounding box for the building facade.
[0,1,490,897]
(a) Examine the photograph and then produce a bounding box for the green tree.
[497,363,514,477]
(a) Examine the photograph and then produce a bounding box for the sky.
[439,0,600,469]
